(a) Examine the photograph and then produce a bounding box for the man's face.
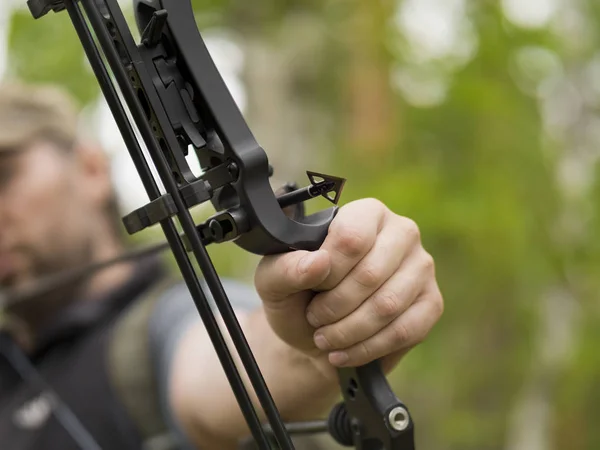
[0,140,110,293]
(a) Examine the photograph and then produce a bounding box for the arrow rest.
[25,0,416,449]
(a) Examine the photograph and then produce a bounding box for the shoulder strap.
[107,275,180,450]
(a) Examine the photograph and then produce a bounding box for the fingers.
[328,284,443,367]
[311,250,430,353]
[254,249,333,354]
[314,198,388,292]
[306,212,423,328]
[254,197,444,367]
[254,249,331,305]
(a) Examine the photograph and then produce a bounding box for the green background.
[4,1,600,448]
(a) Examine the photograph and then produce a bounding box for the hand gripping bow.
[26,1,416,449]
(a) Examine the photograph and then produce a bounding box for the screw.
[388,406,410,431]
[208,219,224,241]
[228,163,239,180]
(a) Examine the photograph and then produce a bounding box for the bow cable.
[66,0,285,447]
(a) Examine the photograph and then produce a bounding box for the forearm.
[170,307,340,449]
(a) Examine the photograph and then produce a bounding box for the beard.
[1,238,94,332]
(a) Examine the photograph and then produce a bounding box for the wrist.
[303,351,339,387]
[249,308,341,417]
[252,307,337,381]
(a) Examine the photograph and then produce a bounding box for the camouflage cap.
[0,82,79,152]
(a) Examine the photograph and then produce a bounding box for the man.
[0,82,443,450]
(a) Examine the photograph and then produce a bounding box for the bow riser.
[134,0,340,255]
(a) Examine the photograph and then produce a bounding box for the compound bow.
[24,1,416,449]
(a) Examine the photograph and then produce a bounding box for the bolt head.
[388,406,410,431]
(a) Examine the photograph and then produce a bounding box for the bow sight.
[25,0,416,449]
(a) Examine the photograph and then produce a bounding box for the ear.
[72,141,114,211]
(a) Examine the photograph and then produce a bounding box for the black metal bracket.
[122,193,177,234]
[140,9,168,47]
[27,0,66,18]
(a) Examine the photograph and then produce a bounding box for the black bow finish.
[25,0,415,448]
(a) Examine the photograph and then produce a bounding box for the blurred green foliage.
[8,8,100,105]
[5,0,600,449]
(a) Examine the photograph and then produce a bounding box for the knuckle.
[283,257,302,288]
[420,252,435,273]
[372,290,400,318]
[330,326,352,348]
[399,217,421,243]
[392,322,411,347]
[312,301,339,326]
[357,341,374,363]
[355,262,384,289]
[432,291,444,317]
[332,223,368,258]
[360,197,386,213]
[254,257,276,296]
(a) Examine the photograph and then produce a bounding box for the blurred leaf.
[7,9,100,106]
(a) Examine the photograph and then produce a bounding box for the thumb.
[255,249,331,303]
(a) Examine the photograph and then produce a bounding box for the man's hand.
[255,198,443,373]
[171,199,443,448]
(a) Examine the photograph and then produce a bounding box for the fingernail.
[306,311,320,328]
[298,252,317,274]
[314,333,330,350]
[329,351,349,366]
